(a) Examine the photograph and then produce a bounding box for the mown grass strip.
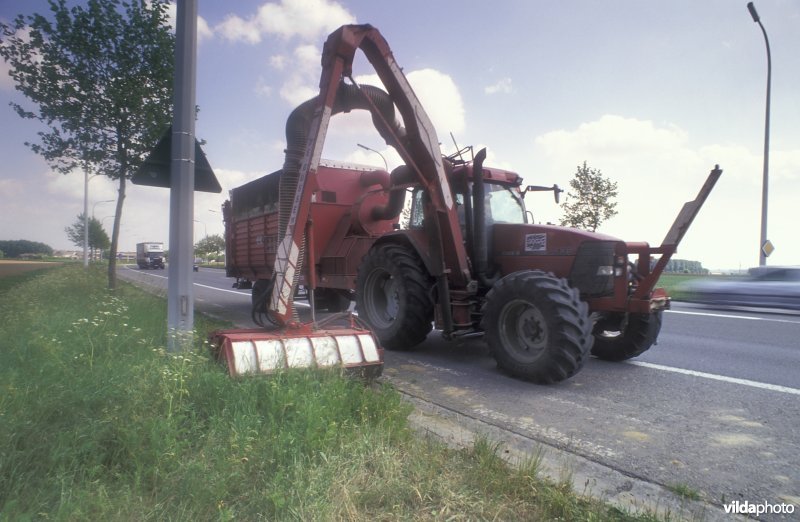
[0,265,663,520]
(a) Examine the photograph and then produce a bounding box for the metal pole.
[747,2,771,266]
[357,143,388,171]
[167,0,197,351]
[194,219,207,238]
[83,169,89,268]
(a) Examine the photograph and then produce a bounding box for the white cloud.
[0,178,24,198]
[0,59,13,91]
[312,69,466,166]
[165,2,214,43]
[353,69,466,136]
[407,69,465,135]
[254,76,273,98]
[484,77,513,95]
[197,16,213,42]
[46,169,118,203]
[216,13,261,44]
[277,44,322,106]
[530,115,800,270]
[269,54,287,70]
[535,115,690,160]
[0,26,35,91]
[215,0,355,44]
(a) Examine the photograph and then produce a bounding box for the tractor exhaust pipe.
[472,148,497,287]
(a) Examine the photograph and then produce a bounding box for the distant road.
[119,264,800,518]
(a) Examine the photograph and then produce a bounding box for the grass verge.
[1,265,663,520]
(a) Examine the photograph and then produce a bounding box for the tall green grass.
[0,265,660,520]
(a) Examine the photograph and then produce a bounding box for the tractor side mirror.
[524,184,563,204]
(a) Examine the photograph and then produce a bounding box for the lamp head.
[747,2,760,23]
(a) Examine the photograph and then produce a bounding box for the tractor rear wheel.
[591,311,662,361]
[356,243,433,350]
[482,270,592,384]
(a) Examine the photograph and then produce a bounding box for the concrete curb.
[400,392,745,522]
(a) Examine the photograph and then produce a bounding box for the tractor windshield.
[409,182,526,230]
[485,183,526,224]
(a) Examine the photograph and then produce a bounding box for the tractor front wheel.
[591,311,662,361]
[482,270,592,384]
[356,244,433,350]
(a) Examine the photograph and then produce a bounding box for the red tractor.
[219,24,721,384]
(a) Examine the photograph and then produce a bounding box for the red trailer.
[223,161,400,320]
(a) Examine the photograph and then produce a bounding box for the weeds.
[667,482,702,501]
[0,265,662,520]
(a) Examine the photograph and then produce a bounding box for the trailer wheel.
[356,244,433,350]
[591,311,662,361]
[482,270,592,384]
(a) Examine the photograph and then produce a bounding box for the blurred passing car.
[684,266,800,311]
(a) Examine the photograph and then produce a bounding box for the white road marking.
[195,282,250,296]
[627,361,800,396]
[666,309,800,324]
[123,266,309,307]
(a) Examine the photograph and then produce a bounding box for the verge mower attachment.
[210,313,384,379]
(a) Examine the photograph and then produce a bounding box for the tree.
[0,0,174,288]
[0,240,53,258]
[194,234,225,260]
[65,213,110,260]
[559,161,619,232]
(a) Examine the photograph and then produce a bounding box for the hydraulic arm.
[268,24,471,326]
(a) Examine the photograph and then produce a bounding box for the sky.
[1,0,799,271]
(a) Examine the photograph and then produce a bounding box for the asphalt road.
[120,265,800,518]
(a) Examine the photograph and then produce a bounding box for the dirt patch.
[0,261,62,278]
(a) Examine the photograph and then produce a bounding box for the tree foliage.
[65,213,111,257]
[194,234,225,259]
[0,0,174,287]
[559,162,619,232]
[663,259,707,275]
[0,240,54,258]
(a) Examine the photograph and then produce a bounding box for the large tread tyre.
[356,244,434,350]
[591,311,662,361]
[481,270,592,384]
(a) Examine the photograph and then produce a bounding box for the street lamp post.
[747,1,771,266]
[357,143,388,171]
[194,219,207,238]
[92,199,114,218]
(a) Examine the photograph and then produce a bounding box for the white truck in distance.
[136,242,165,269]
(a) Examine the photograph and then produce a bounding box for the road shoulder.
[399,390,742,521]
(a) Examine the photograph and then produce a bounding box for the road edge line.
[628,361,800,396]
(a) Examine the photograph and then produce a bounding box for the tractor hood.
[491,223,624,295]
[493,223,621,258]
